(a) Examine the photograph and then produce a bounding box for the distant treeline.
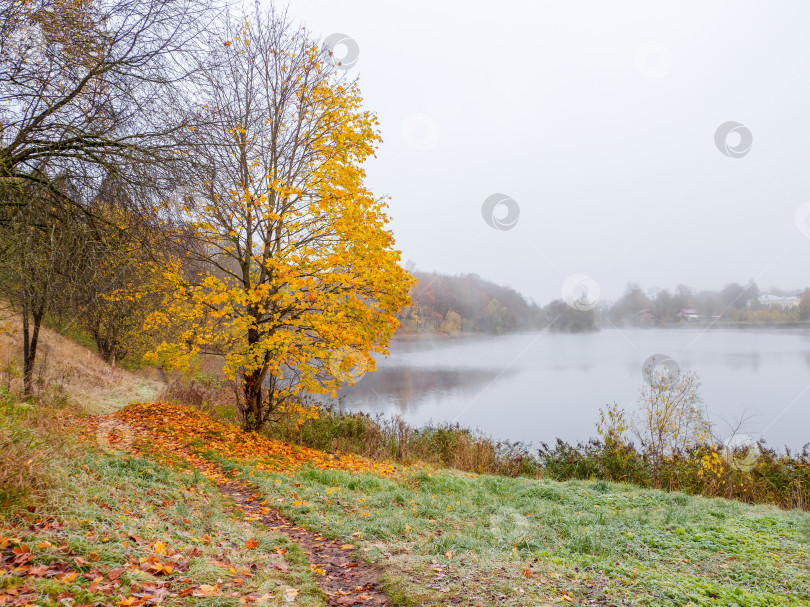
[397,274,810,336]
[396,271,542,335]
[608,281,810,326]
[396,271,596,335]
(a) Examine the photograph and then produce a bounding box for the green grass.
[0,448,327,606]
[224,460,810,606]
[5,386,809,606]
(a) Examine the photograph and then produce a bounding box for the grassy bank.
[214,452,810,606]
[0,404,325,605]
[260,404,810,512]
[3,396,810,606]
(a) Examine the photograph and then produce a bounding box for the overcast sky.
[284,0,810,304]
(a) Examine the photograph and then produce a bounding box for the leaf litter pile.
[93,402,396,478]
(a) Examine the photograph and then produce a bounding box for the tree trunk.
[242,367,264,432]
[240,326,273,432]
[22,301,45,398]
[22,299,31,396]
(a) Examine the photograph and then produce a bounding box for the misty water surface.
[325,329,810,451]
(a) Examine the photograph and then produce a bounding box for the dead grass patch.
[0,313,163,415]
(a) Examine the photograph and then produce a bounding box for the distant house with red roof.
[677,308,700,321]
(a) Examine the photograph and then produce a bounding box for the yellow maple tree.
[148,9,413,431]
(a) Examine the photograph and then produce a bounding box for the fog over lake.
[285,1,810,455]
[326,329,810,451]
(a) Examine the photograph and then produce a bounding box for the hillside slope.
[0,315,162,414]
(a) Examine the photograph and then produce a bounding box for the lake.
[326,328,810,451]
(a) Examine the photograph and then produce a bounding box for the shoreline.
[393,321,810,340]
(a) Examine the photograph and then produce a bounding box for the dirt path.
[91,414,391,606]
[218,481,390,606]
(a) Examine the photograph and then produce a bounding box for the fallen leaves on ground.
[76,402,396,479]
[0,450,325,607]
[62,402,394,605]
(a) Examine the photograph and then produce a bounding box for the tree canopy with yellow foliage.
[149,8,414,431]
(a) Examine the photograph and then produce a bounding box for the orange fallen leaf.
[193,584,220,597]
[146,562,172,575]
[0,537,17,549]
[27,565,50,577]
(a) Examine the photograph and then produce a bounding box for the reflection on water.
[335,367,510,415]
[329,329,810,450]
[722,351,761,369]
